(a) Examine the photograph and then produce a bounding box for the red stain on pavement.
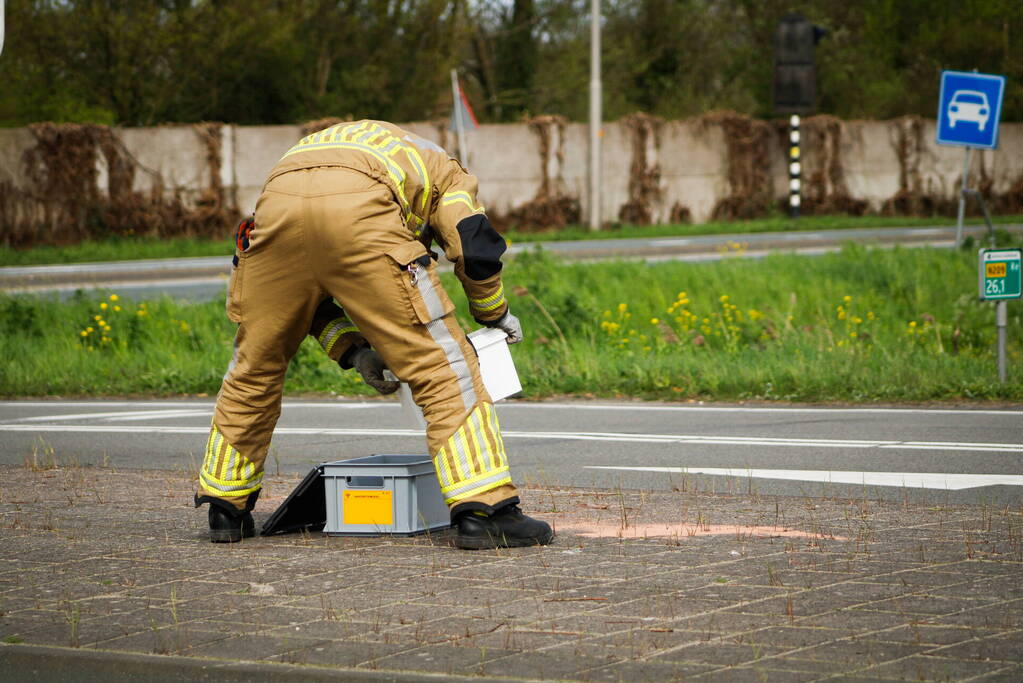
[558,522,846,541]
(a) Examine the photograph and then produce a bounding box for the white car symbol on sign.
[948,90,990,131]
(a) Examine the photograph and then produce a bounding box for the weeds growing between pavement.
[0,243,1020,400]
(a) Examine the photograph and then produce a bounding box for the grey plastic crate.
[322,454,449,536]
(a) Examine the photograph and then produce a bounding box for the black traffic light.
[773,13,827,115]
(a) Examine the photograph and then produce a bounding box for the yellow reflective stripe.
[200,460,261,487]
[469,285,505,312]
[465,410,486,475]
[200,470,263,498]
[439,466,509,494]
[213,433,226,480]
[458,426,481,476]
[480,402,504,470]
[202,428,216,474]
[436,447,457,489]
[318,318,359,355]
[469,286,504,308]
[489,403,508,468]
[441,191,483,212]
[450,426,473,481]
[441,470,512,502]
[232,444,244,485]
[402,143,430,214]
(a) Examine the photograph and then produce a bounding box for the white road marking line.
[8,409,212,423]
[585,466,1023,490]
[2,400,1021,417]
[1,424,1022,454]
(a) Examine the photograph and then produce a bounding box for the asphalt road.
[2,399,1021,507]
[4,223,1020,300]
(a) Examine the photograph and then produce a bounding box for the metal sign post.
[978,248,1021,383]
[935,70,1006,246]
[1,0,6,58]
[588,0,602,231]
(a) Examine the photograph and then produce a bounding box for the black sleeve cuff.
[456,214,506,280]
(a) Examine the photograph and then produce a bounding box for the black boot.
[208,506,255,543]
[455,504,554,550]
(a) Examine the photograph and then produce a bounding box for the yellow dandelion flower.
[114,305,121,312]
[867,312,875,320]
[602,310,611,318]
[617,303,627,313]
[100,302,108,310]
[837,312,846,320]
[94,315,102,322]
[86,326,94,333]
[852,317,862,324]
[79,330,88,337]
[843,295,852,303]
[908,321,917,327]
[650,318,660,324]
[719,295,729,303]
[109,294,119,302]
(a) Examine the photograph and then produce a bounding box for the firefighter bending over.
[194,120,553,550]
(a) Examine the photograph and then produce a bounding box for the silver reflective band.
[200,471,264,493]
[415,273,477,411]
[443,468,511,500]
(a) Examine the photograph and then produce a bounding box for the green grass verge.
[4,214,1021,266]
[505,213,1023,244]
[2,244,1020,401]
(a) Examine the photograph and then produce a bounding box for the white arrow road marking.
[0,423,1022,454]
[586,466,1023,490]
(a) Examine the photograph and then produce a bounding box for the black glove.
[486,311,523,344]
[350,348,399,395]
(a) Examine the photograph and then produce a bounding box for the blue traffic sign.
[936,70,1005,149]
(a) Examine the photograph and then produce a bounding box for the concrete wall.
[2,116,1022,242]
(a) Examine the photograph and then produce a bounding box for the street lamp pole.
[588,0,602,231]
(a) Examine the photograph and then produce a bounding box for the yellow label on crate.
[343,490,394,526]
[987,262,1007,278]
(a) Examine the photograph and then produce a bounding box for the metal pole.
[1,0,6,58]
[451,69,468,168]
[954,147,972,247]
[588,0,602,231]
[996,300,1007,383]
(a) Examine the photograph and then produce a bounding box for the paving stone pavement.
[1,464,1022,681]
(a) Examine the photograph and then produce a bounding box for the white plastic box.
[321,454,449,536]
[385,327,521,429]
[467,327,523,401]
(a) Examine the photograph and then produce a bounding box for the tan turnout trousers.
[198,166,518,515]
